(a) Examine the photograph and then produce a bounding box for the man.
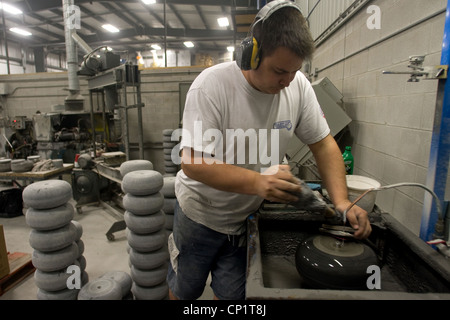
[167,0,372,300]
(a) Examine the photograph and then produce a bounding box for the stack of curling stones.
[78,271,132,300]
[23,180,88,300]
[162,129,179,176]
[120,160,169,300]
[161,176,176,233]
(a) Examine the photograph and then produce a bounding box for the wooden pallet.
[0,252,35,296]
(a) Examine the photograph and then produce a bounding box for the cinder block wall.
[309,0,447,235]
[0,66,205,173]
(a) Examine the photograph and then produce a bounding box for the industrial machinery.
[4,116,36,159]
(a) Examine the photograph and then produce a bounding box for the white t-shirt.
[175,61,330,235]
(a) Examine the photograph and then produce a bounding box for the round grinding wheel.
[23,180,72,209]
[25,203,74,231]
[295,234,379,290]
[99,271,132,298]
[122,192,164,215]
[121,170,164,195]
[124,210,166,234]
[120,160,153,178]
[78,278,123,300]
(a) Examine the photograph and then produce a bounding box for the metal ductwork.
[62,0,84,111]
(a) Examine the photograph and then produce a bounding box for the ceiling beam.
[17,0,258,14]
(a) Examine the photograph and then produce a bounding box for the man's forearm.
[180,147,302,203]
[309,135,350,212]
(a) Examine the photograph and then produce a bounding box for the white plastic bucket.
[346,175,381,213]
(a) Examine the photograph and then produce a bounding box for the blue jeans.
[166,202,247,300]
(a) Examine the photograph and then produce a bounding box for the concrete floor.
[0,199,213,300]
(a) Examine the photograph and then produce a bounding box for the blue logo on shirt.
[273,120,292,131]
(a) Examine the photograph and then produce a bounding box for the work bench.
[0,163,74,189]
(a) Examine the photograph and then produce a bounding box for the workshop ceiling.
[0,0,261,56]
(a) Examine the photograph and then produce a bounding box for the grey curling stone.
[78,255,87,272]
[165,214,174,231]
[130,263,168,287]
[164,165,178,174]
[37,287,79,300]
[121,170,164,195]
[25,203,74,231]
[131,281,168,300]
[11,159,34,172]
[124,210,165,234]
[129,246,169,270]
[78,277,122,300]
[0,158,11,172]
[23,180,72,209]
[71,220,83,241]
[126,229,166,253]
[120,160,153,178]
[122,192,164,215]
[34,261,80,292]
[32,242,79,272]
[162,197,176,214]
[162,128,174,136]
[76,239,84,257]
[29,222,77,252]
[161,176,176,198]
[100,271,132,298]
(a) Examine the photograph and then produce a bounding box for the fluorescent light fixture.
[184,41,194,48]
[151,44,161,50]
[142,0,156,4]
[217,17,229,27]
[9,27,31,36]
[227,46,235,52]
[0,3,23,15]
[102,24,120,33]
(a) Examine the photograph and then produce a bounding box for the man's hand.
[335,201,372,239]
[253,164,302,203]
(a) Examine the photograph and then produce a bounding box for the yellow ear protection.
[236,0,302,70]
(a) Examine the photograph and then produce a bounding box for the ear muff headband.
[236,1,303,70]
[250,37,260,70]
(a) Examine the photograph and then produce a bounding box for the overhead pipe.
[62,0,84,105]
[1,6,10,74]
[71,32,93,55]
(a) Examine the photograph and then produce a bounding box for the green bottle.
[342,146,354,175]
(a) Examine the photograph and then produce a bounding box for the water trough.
[246,203,450,300]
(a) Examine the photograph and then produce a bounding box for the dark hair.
[253,6,315,61]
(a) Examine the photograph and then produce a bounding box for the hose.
[343,182,444,238]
